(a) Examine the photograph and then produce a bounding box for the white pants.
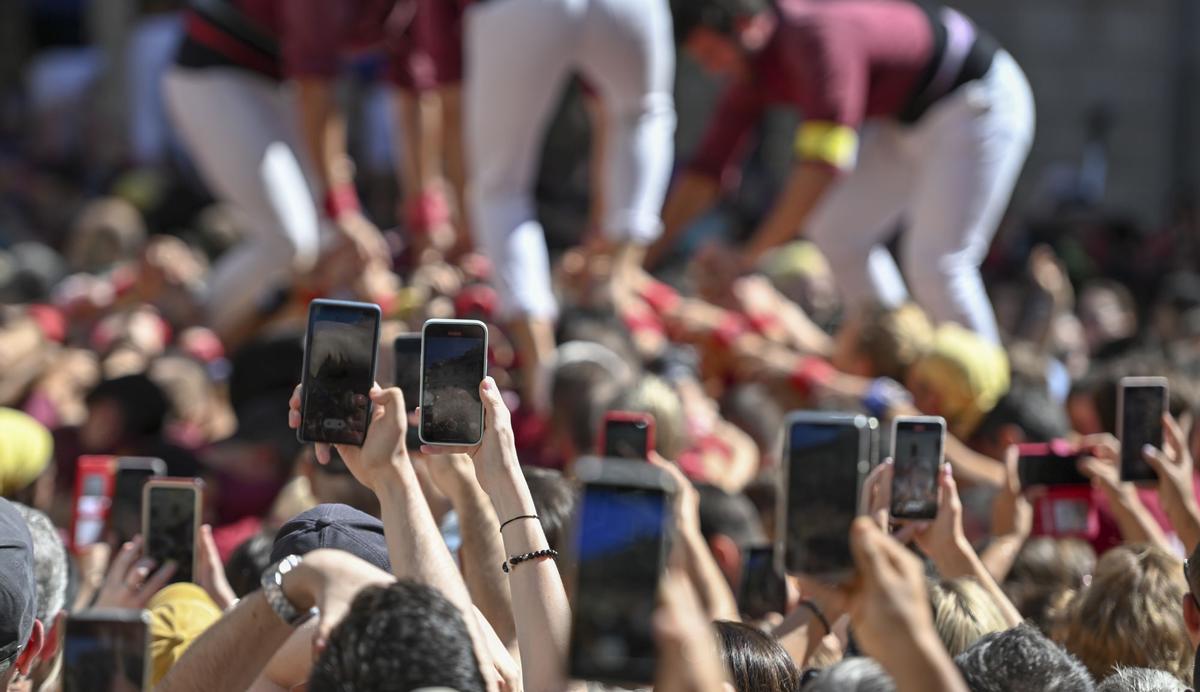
[465,0,676,319]
[163,67,323,333]
[806,51,1035,344]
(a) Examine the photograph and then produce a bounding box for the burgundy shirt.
[689,0,936,182]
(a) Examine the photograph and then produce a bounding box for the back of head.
[970,380,1071,453]
[801,657,895,692]
[86,374,171,439]
[696,484,763,548]
[611,375,686,461]
[1063,545,1193,684]
[309,581,485,692]
[66,197,147,273]
[521,466,575,552]
[714,620,801,692]
[1006,538,1095,633]
[1095,667,1189,692]
[225,530,276,598]
[0,498,36,681]
[955,624,1094,692]
[549,356,622,459]
[907,324,1010,439]
[928,577,1009,657]
[11,503,67,623]
[852,301,934,382]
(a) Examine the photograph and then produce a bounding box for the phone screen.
[604,420,650,460]
[1120,384,1166,482]
[63,615,148,692]
[393,335,422,413]
[145,485,197,584]
[110,461,163,545]
[569,485,669,684]
[73,463,113,550]
[738,546,786,620]
[420,322,486,445]
[300,301,380,446]
[783,418,865,578]
[1017,444,1089,487]
[891,421,943,520]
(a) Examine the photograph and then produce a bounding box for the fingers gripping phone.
[738,545,787,620]
[298,299,383,446]
[780,412,871,581]
[1117,376,1168,482]
[142,478,203,585]
[1017,441,1090,487]
[890,416,946,520]
[71,456,116,554]
[600,411,656,461]
[394,333,423,450]
[63,609,151,692]
[110,457,166,545]
[567,457,675,685]
[419,319,488,446]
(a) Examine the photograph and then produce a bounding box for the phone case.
[598,411,657,460]
[297,299,383,445]
[1116,376,1169,483]
[70,456,117,554]
[418,319,489,446]
[141,478,204,583]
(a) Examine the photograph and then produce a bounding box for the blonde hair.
[928,577,1010,657]
[853,301,934,382]
[614,375,686,461]
[907,323,1010,438]
[1062,544,1193,684]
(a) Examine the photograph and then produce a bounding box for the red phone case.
[598,412,656,461]
[70,456,116,554]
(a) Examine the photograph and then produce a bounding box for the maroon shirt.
[689,0,936,183]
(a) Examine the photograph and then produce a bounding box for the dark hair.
[86,374,170,438]
[224,531,275,598]
[309,581,485,692]
[955,625,1095,692]
[522,466,576,553]
[556,309,640,369]
[549,359,620,457]
[670,0,770,41]
[697,485,764,548]
[715,620,801,692]
[970,380,1070,447]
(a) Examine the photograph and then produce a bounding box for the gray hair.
[12,503,68,621]
[802,657,896,692]
[1095,667,1189,692]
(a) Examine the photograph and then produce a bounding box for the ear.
[41,611,67,661]
[707,534,742,586]
[15,619,43,675]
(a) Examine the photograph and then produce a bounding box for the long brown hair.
[714,620,801,692]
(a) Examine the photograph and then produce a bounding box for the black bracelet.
[798,599,830,635]
[502,548,558,573]
[499,514,539,533]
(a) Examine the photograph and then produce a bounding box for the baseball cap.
[0,498,36,666]
[147,583,222,685]
[270,504,390,572]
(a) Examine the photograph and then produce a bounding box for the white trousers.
[806,51,1035,344]
[465,0,676,319]
[163,67,323,333]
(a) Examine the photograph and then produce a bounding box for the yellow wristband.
[794,121,859,171]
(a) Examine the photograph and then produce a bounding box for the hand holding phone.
[419,319,488,446]
[1118,376,1167,482]
[143,478,203,585]
[298,299,382,446]
[600,411,656,461]
[890,416,945,520]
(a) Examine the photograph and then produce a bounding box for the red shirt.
[689,0,936,182]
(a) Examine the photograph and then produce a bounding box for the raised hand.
[92,535,177,610]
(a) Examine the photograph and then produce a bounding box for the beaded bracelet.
[502,548,558,574]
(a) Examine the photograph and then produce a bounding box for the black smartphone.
[419,319,488,446]
[567,458,675,685]
[890,416,945,520]
[143,478,202,584]
[110,457,166,545]
[1118,376,1168,482]
[298,299,382,446]
[1017,441,1090,487]
[601,412,656,460]
[63,609,150,692]
[780,412,871,580]
[737,545,787,620]
[393,334,422,412]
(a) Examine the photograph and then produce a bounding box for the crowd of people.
[3,0,1200,690]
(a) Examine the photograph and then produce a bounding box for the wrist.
[324,182,361,219]
[279,561,316,613]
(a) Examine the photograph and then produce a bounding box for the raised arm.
[1144,414,1200,553]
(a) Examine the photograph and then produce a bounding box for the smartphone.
[63,609,151,692]
[71,456,116,554]
[567,457,675,685]
[419,319,488,446]
[890,416,945,520]
[779,412,872,580]
[298,299,383,446]
[600,411,656,461]
[394,334,424,450]
[142,478,203,584]
[110,458,166,545]
[737,545,787,620]
[1117,376,1168,482]
[1017,441,1090,487]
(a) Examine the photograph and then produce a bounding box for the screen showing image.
[111,465,160,545]
[891,424,942,518]
[393,336,422,413]
[738,547,785,620]
[570,485,668,683]
[604,420,649,460]
[145,486,196,584]
[302,304,378,445]
[421,330,485,444]
[63,616,147,692]
[784,420,862,577]
[1121,385,1165,481]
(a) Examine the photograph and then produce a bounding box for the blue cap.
[0,498,36,665]
[270,504,390,572]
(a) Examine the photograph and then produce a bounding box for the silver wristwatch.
[261,554,310,626]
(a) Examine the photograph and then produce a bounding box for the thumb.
[479,377,506,418]
[370,386,405,415]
